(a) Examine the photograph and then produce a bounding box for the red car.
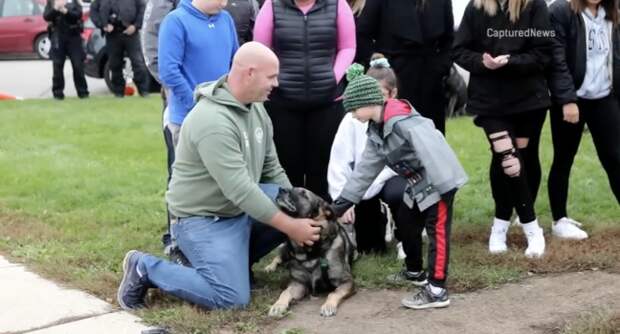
[0,0,92,59]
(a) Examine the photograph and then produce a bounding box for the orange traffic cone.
[124,85,136,96]
[0,92,18,100]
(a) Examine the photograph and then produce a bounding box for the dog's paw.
[268,303,289,317]
[320,302,338,317]
[264,262,278,273]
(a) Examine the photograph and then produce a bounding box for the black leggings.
[548,96,620,220]
[391,54,449,134]
[353,196,387,254]
[474,109,547,223]
[265,98,345,201]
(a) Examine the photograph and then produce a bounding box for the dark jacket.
[272,0,338,105]
[91,0,146,30]
[340,99,467,211]
[43,0,83,35]
[453,0,553,116]
[226,0,260,45]
[548,0,620,106]
[356,0,454,67]
[140,0,179,80]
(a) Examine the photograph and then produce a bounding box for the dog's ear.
[276,195,298,215]
[322,203,336,221]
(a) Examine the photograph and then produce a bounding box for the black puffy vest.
[272,0,338,105]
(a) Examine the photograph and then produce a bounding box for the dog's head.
[275,187,337,240]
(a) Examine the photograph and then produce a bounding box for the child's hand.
[339,207,356,224]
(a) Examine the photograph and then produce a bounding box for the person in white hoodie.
[547,0,620,238]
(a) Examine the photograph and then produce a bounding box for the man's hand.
[339,206,355,224]
[482,53,510,70]
[123,25,136,35]
[562,103,579,124]
[269,212,321,246]
[104,24,114,33]
[287,218,322,246]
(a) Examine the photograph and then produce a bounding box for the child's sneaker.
[552,217,588,240]
[401,284,450,310]
[387,269,428,286]
[489,218,510,254]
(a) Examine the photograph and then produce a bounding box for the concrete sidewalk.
[0,255,153,334]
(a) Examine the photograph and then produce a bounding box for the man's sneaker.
[522,220,545,258]
[552,217,588,240]
[117,250,151,310]
[489,218,510,254]
[387,269,428,286]
[401,284,450,310]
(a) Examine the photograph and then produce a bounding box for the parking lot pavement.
[0,59,109,99]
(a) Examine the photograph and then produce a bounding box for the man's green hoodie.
[166,75,292,223]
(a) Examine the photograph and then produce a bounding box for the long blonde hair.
[347,0,366,16]
[473,0,532,23]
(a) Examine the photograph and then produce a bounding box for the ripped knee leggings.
[474,109,547,223]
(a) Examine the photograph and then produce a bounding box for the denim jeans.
[139,183,286,309]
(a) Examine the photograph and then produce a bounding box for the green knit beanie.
[343,63,385,113]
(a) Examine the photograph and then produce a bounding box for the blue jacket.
[159,0,239,125]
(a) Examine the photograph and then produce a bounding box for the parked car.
[84,24,160,93]
[0,0,90,59]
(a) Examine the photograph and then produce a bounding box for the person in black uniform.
[91,0,150,97]
[43,0,89,100]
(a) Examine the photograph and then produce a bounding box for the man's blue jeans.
[139,184,286,309]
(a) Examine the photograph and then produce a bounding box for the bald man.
[117,42,321,311]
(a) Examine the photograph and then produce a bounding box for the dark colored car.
[83,22,160,93]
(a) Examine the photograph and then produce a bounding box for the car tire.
[103,60,114,92]
[34,34,51,59]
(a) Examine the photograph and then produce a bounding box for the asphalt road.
[0,58,109,99]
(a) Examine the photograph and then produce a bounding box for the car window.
[1,0,35,17]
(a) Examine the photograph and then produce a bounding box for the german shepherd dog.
[266,187,357,317]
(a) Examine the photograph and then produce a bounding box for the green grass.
[0,97,618,333]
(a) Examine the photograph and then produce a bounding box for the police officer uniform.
[43,0,89,100]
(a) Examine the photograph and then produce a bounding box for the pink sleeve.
[334,0,356,83]
[253,0,274,48]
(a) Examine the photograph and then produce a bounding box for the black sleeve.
[547,0,578,105]
[135,0,146,28]
[355,0,381,65]
[90,0,103,28]
[439,0,454,53]
[43,0,59,22]
[437,0,455,76]
[65,2,83,23]
[452,2,490,75]
[502,0,553,75]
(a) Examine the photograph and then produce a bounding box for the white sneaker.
[396,242,406,260]
[489,218,510,254]
[522,220,545,258]
[552,217,588,240]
